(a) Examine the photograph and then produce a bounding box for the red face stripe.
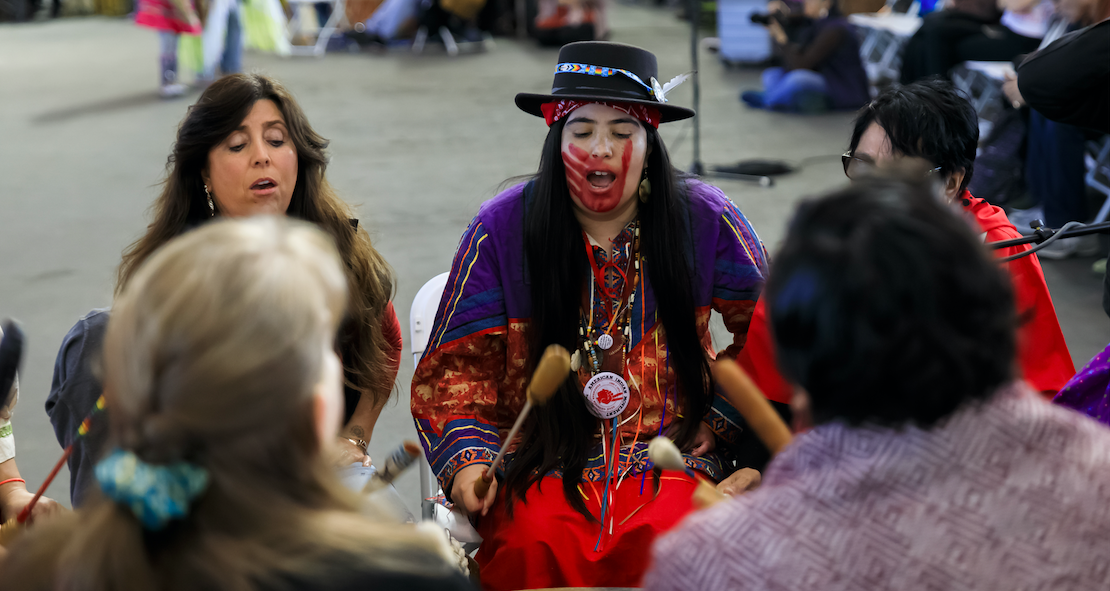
[563,139,633,213]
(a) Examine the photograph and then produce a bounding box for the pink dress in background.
[135,0,202,35]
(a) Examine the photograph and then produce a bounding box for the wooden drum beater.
[710,357,793,456]
[473,344,571,499]
[682,357,795,509]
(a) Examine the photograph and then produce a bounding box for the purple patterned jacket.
[411,179,769,493]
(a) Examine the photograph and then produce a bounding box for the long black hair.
[502,118,713,520]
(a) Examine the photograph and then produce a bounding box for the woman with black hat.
[411,41,769,589]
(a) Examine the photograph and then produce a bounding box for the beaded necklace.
[574,224,643,552]
[573,224,640,387]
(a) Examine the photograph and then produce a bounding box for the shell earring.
[204,185,214,217]
[638,167,651,203]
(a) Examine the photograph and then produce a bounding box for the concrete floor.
[2,5,1107,517]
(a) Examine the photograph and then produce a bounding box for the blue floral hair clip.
[95,448,209,531]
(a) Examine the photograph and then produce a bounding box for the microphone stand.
[686,0,774,186]
[689,0,704,176]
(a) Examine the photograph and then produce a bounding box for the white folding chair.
[409,273,483,548]
[410,272,450,521]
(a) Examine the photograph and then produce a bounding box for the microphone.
[989,220,1110,262]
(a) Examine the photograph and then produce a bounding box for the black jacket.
[1018,20,1110,134]
[45,309,109,506]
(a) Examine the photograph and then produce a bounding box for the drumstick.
[710,358,792,456]
[16,395,106,525]
[648,360,792,512]
[14,446,70,523]
[647,436,689,474]
[473,344,570,500]
[362,441,422,494]
[692,479,726,509]
[647,436,727,509]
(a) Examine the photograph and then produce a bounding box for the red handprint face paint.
[560,103,648,215]
[563,142,633,213]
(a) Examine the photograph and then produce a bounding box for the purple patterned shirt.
[645,383,1110,590]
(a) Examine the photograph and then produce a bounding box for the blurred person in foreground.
[645,176,1110,591]
[0,217,471,590]
[740,0,870,113]
[737,80,1074,413]
[46,74,399,507]
[0,325,62,559]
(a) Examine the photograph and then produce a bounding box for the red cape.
[738,192,1075,404]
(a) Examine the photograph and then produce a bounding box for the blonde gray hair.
[3,217,451,591]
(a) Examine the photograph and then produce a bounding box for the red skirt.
[474,473,699,590]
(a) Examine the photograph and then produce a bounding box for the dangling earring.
[204,185,214,217]
[638,167,651,203]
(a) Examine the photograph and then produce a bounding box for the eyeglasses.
[841,152,943,180]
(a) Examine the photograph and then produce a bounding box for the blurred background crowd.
[5,0,1104,258]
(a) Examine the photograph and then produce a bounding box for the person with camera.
[740,0,869,113]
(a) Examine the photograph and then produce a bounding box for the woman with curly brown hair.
[46,74,400,506]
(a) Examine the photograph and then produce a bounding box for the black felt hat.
[515,41,695,124]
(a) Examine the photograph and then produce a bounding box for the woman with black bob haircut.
[846,79,979,198]
[740,79,1073,411]
[646,177,1110,591]
[412,42,769,589]
[842,79,1072,396]
[769,175,1015,426]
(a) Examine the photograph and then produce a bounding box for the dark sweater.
[1018,19,1110,134]
[45,306,396,505]
[44,308,109,506]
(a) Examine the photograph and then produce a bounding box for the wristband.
[0,478,25,487]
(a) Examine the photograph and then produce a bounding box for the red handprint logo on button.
[595,388,619,405]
